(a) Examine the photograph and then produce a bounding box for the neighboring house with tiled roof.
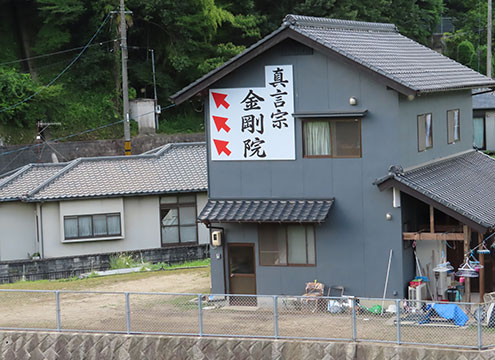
[0,142,208,261]
[172,14,495,300]
[472,89,495,151]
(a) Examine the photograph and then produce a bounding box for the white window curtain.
[453,110,460,141]
[107,215,121,235]
[287,225,307,264]
[304,121,331,156]
[425,114,433,148]
[64,218,78,238]
[78,216,92,237]
[93,215,107,236]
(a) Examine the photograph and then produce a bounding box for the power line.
[0,106,177,159]
[0,12,113,115]
[0,39,118,67]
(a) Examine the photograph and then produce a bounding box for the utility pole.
[489,0,493,78]
[150,49,160,130]
[120,0,131,155]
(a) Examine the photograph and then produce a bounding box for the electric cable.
[0,105,176,160]
[0,13,113,114]
[0,39,119,67]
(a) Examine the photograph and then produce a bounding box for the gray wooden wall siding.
[206,39,474,298]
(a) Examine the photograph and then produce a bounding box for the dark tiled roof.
[375,151,495,230]
[198,199,334,224]
[0,142,207,202]
[473,89,495,110]
[288,15,495,93]
[171,15,495,103]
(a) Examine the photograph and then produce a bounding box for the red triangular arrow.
[213,139,231,156]
[211,92,230,109]
[212,116,231,133]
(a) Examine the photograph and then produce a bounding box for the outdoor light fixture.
[385,213,392,221]
[349,97,358,106]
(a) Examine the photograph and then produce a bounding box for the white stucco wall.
[42,197,161,258]
[0,202,37,260]
[196,192,209,245]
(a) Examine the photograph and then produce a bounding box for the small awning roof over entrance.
[374,150,495,232]
[198,199,334,224]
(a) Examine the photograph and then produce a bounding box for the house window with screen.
[64,213,121,240]
[474,117,485,148]
[258,224,315,266]
[160,194,197,245]
[447,109,460,144]
[417,113,433,151]
[303,118,361,158]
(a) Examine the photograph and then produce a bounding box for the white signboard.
[209,65,295,160]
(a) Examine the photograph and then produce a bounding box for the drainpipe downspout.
[39,203,44,259]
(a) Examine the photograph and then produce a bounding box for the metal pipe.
[125,292,131,334]
[56,291,61,331]
[351,297,357,341]
[273,295,279,339]
[396,299,401,344]
[198,294,203,336]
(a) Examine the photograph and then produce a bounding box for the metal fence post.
[396,299,401,345]
[478,303,483,350]
[273,296,279,339]
[351,297,357,341]
[55,291,61,332]
[198,294,203,337]
[125,292,131,335]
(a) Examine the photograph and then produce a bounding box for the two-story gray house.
[172,15,495,300]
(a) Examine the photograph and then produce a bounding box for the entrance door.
[227,243,256,304]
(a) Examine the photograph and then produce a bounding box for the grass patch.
[0,267,210,291]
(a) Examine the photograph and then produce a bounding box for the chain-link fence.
[2,289,495,349]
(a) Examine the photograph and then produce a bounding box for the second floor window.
[447,109,460,144]
[417,113,433,152]
[303,118,361,158]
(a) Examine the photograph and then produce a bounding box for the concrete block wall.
[0,244,209,283]
[0,332,494,359]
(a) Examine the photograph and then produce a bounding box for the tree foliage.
[0,0,476,144]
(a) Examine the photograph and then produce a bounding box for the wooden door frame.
[226,243,257,295]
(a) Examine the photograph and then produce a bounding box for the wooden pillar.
[479,233,486,302]
[429,205,435,233]
[463,225,471,302]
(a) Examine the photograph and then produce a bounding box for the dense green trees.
[0,0,487,144]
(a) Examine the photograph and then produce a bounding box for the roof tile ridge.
[26,159,82,198]
[155,141,206,157]
[284,14,398,32]
[0,164,33,190]
[288,26,419,92]
[402,149,476,174]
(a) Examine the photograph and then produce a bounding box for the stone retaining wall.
[0,244,209,283]
[0,331,494,360]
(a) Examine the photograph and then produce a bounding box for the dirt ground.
[0,268,211,331]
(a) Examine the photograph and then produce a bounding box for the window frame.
[160,194,198,246]
[63,213,122,241]
[447,109,460,144]
[258,224,316,267]
[417,113,433,152]
[302,118,362,159]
